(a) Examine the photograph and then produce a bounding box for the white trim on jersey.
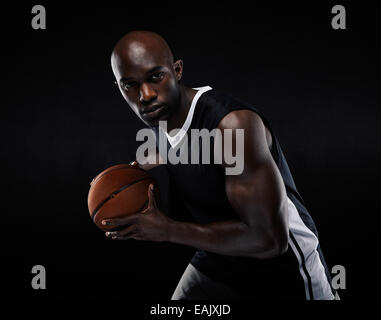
[164,86,212,149]
[160,86,334,299]
[287,197,335,300]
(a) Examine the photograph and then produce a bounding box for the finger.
[112,225,139,240]
[117,224,138,237]
[147,184,157,209]
[102,213,139,227]
[106,225,138,240]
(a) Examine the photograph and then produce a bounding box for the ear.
[173,60,183,81]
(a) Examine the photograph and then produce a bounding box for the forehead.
[112,41,169,79]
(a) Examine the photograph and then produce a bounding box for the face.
[112,44,183,127]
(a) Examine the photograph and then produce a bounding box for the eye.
[122,81,137,91]
[150,72,164,82]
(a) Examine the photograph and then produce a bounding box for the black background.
[1,1,380,304]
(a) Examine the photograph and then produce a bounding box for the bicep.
[225,159,286,227]
[218,110,286,226]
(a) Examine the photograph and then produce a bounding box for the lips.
[142,104,164,114]
[142,104,166,121]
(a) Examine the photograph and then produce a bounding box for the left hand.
[102,184,173,242]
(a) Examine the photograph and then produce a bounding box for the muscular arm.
[114,111,288,258]
[167,110,289,259]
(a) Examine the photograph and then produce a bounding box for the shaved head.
[110,31,186,128]
[111,31,174,78]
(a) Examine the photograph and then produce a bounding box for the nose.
[139,82,157,104]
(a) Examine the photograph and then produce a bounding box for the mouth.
[142,104,167,121]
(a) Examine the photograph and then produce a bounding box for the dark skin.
[111,31,197,131]
[108,31,289,259]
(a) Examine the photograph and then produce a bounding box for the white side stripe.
[289,235,311,300]
[287,197,334,300]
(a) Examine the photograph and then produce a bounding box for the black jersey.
[152,86,335,299]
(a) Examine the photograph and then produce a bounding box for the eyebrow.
[120,66,164,83]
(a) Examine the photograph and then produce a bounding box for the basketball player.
[104,31,336,300]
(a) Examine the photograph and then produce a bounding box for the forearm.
[167,218,281,259]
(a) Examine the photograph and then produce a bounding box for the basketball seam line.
[91,176,152,221]
[91,165,147,186]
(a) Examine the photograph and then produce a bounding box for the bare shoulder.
[217,109,272,149]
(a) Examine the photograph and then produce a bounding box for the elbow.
[259,234,288,259]
[264,200,289,258]
[246,232,289,259]
[243,198,290,259]
[268,218,290,258]
[271,235,289,257]
[251,226,289,259]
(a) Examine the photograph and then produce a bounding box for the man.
[104,30,336,300]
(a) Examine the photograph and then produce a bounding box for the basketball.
[88,164,159,231]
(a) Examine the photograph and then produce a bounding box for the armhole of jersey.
[214,107,280,165]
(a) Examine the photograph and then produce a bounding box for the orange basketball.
[87,164,158,231]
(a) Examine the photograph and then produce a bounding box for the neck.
[166,84,197,133]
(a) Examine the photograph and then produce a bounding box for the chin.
[147,118,163,128]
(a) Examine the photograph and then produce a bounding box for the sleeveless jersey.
[152,86,335,299]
